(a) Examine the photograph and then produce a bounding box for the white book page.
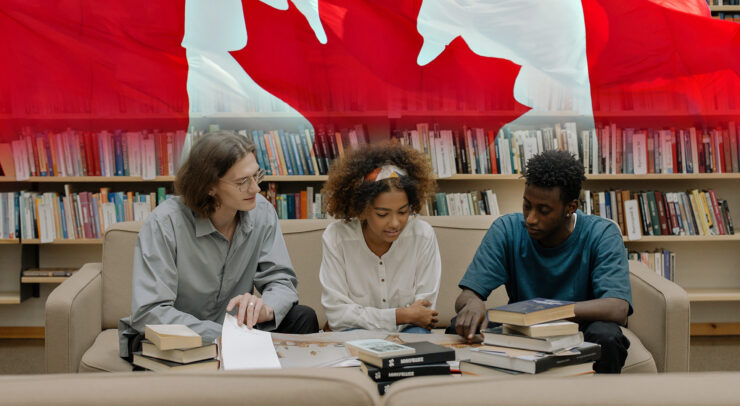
[221,313,281,370]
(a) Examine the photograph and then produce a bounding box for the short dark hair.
[175,131,257,218]
[322,142,436,221]
[523,150,586,203]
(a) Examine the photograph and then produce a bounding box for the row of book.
[0,187,168,241]
[394,122,740,177]
[582,189,735,237]
[420,190,500,217]
[714,12,740,21]
[462,299,598,377]
[262,183,326,220]
[4,129,188,180]
[629,249,675,281]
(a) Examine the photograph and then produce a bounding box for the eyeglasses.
[222,169,265,192]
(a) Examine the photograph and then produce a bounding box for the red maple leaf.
[231,0,528,138]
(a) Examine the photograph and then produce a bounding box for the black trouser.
[444,317,630,373]
[579,320,630,374]
[274,304,320,334]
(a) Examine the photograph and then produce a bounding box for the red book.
[92,132,102,176]
[654,191,669,235]
[665,194,680,235]
[697,139,706,173]
[300,191,307,219]
[83,132,94,176]
[157,132,166,176]
[79,192,94,239]
[670,130,678,174]
[488,130,498,174]
[708,189,727,235]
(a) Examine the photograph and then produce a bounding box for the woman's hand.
[396,299,439,329]
[226,293,274,329]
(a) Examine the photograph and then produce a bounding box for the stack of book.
[461,298,600,377]
[345,339,455,395]
[132,325,218,372]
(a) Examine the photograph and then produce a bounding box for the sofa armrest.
[627,260,690,372]
[45,262,104,373]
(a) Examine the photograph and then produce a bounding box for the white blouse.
[319,217,442,331]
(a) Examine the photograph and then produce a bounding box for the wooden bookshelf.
[21,276,70,284]
[624,235,740,242]
[686,289,740,302]
[0,239,19,245]
[0,176,16,182]
[21,239,103,245]
[25,176,175,183]
[710,5,740,12]
[0,292,21,305]
[265,175,327,182]
[586,173,740,180]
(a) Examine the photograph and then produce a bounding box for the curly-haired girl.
[319,143,441,333]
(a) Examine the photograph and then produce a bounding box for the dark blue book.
[361,362,450,382]
[487,298,575,326]
[278,130,295,176]
[249,130,267,172]
[289,133,305,175]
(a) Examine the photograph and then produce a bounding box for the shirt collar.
[195,210,253,238]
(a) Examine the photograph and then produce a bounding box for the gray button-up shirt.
[118,194,298,357]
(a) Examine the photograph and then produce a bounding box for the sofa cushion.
[621,327,657,373]
[0,369,379,406]
[79,329,133,373]
[383,372,740,406]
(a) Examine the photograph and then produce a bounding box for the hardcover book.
[502,320,579,338]
[483,327,583,353]
[459,360,593,377]
[144,324,202,351]
[486,298,575,326]
[360,362,451,382]
[469,342,600,374]
[141,340,217,364]
[344,339,416,359]
[355,341,455,369]
[132,352,218,372]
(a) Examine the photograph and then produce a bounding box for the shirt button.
[382,299,386,303]
[381,278,385,282]
[379,261,383,265]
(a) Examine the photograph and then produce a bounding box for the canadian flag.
[0,0,738,143]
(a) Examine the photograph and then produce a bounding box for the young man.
[119,132,319,360]
[452,150,632,373]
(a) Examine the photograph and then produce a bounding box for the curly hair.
[322,143,436,221]
[523,149,586,203]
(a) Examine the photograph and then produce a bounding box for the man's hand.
[396,300,439,329]
[454,289,487,343]
[226,293,274,329]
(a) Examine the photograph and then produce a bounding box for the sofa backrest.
[0,369,379,406]
[281,216,507,329]
[101,222,143,329]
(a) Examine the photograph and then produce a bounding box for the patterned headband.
[364,164,407,182]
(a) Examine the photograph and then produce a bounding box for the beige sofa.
[45,216,690,373]
[3,370,740,405]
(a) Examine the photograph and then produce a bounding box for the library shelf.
[21,276,70,284]
[265,175,328,182]
[710,5,740,12]
[586,173,740,181]
[686,289,740,303]
[0,239,19,245]
[21,239,103,245]
[624,235,740,243]
[21,176,175,183]
[0,176,15,182]
[0,291,21,305]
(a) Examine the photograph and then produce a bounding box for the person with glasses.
[119,131,319,361]
[319,143,442,333]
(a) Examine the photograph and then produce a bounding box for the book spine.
[381,351,455,369]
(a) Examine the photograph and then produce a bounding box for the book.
[344,339,416,359]
[469,342,601,374]
[22,268,74,277]
[483,327,584,353]
[144,324,202,350]
[459,360,594,377]
[486,298,575,326]
[360,362,451,382]
[355,341,455,369]
[132,352,218,372]
[141,340,217,364]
